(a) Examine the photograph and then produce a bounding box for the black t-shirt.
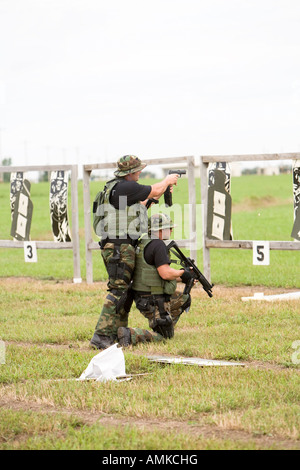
[110,180,151,209]
[144,239,171,268]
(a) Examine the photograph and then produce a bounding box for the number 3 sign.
[253,241,270,266]
[24,242,38,263]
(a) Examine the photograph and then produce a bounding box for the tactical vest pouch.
[135,296,153,312]
[163,279,177,295]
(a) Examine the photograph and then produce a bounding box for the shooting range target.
[291,160,300,241]
[207,164,232,241]
[10,172,24,220]
[49,171,72,242]
[208,161,231,193]
[10,177,33,241]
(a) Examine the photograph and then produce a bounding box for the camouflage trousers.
[94,242,136,338]
[128,291,191,345]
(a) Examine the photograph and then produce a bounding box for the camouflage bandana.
[114,155,147,177]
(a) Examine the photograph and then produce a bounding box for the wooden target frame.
[200,153,300,282]
[0,164,81,283]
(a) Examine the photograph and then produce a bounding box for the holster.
[106,244,133,282]
[107,287,134,315]
[117,287,134,314]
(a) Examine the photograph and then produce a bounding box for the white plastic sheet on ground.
[77,344,126,382]
[241,291,300,302]
[147,355,245,367]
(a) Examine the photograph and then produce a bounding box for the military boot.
[117,327,131,347]
[89,332,116,350]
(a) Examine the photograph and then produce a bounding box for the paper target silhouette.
[10,177,33,241]
[291,160,300,241]
[10,172,24,219]
[207,164,232,241]
[208,162,231,194]
[49,171,72,242]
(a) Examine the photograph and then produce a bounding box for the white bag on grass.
[78,344,126,382]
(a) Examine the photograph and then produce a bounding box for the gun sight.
[168,170,186,176]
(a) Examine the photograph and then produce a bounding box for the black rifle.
[164,170,186,207]
[167,240,214,298]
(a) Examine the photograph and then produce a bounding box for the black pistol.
[164,170,186,207]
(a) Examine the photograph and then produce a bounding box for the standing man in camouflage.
[90,156,179,350]
[117,213,193,347]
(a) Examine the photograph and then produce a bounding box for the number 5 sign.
[24,242,38,263]
[253,241,270,266]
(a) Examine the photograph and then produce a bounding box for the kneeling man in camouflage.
[117,213,193,346]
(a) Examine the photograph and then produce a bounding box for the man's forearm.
[157,264,184,281]
[148,180,170,199]
[147,174,178,199]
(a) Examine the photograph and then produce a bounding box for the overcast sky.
[0,0,300,171]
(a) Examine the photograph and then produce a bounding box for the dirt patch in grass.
[1,276,297,298]
[0,276,103,291]
[0,397,299,450]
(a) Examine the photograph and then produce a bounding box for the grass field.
[0,173,299,451]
